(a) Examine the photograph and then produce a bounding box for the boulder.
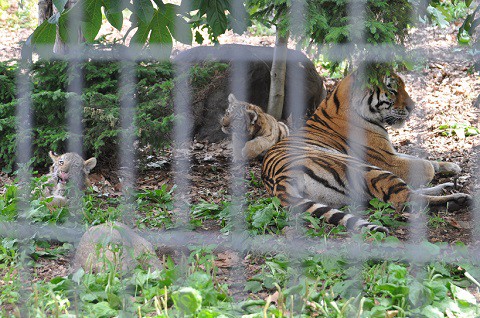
[72,222,162,273]
[173,44,327,142]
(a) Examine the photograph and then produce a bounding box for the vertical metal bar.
[346,0,367,210]
[14,55,34,318]
[227,0,250,294]
[64,0,85,222]
[284,1,309,312]
[172,60,193,228]
[344,0,369,305]
[473,95,480,246]
[118,54,137,226]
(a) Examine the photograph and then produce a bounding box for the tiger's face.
[49,151,97,189]
[220,94,258,138]
[357,74,415,129]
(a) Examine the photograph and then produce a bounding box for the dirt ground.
[1,2,479,297]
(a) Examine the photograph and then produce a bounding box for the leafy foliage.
[1,176,479,316]
[248,0,413,81]
[458,2,480,75]
[28,0,246,54]
[427,0,471,28]
[0,60,226,171]
[438,121,480,138]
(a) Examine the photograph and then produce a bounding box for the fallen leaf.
[215,251,240,268]
[445,217,473,229]
[266,291,279,305]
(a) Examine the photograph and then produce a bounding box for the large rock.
[174,44,327,142]
[72,222,162,273]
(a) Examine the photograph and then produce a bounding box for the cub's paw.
[436,162,461,176]
[446,193,472,212]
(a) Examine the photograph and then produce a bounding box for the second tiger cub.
[220,94,289,160]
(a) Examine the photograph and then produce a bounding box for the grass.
[0,176,479,316]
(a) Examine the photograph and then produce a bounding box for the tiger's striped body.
[261,71,471,233]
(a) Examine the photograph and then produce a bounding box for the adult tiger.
[261,71,471,233]
[221,93,290,160]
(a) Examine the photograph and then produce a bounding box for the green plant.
[246,197,289,235]
[438,121,480,138]
[245,254,293,293]
[367,198,407,229]
[136,185,175,229]
[83,193,121,226]
[427,0,470,28]
[0,60,228,172]
[248,0,413,78]
[428,213,447,228]
[0,238,20,313]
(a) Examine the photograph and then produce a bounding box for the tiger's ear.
[84,157,97,173]
[246,109,258,125]
[49,151,59,162]
[228,93,237,104]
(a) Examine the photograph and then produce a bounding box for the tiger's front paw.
[446,193,472,212]
[435,162,461,176]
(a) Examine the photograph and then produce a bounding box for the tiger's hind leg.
[364,169,471,213]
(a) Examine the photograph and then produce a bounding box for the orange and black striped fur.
[221,93,289,160]
[261,71,471,233]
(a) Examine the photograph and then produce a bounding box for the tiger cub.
[261,71,471,233]
[221,93,289,160]
[43,151,97,208]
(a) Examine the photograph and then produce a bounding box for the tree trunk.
[266,31,289,120]
[53,0,82,54]
[37,0,53,25]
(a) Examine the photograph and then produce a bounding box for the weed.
[246,197,288,235]
[136,185,175,229]
[438,121,480,138]
[247,171,263,188]
[367,198,407,229]
[427,213,447,228]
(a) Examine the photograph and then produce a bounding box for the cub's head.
[353,72,415,129]
[49,151,97,188]
[220,93,260,138]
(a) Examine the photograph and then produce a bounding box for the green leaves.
[438,122,480,138]
[81,0,103,42]
[133,0,155,24]
[246,197,288,235]
[30,0,193,52]
[53,0,68,12]
[189,0,236,42]
[202,0,229,38]
[131,3,192,51]
[172,287,203,315]
[103,0,124,31]
[31,18,57,52]
[459,5,480,44]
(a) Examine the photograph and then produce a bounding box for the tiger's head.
[220,93,260,138]
[49,151,97,190]
[353,72,415,129]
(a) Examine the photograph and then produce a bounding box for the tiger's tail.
[290,198,389,234]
